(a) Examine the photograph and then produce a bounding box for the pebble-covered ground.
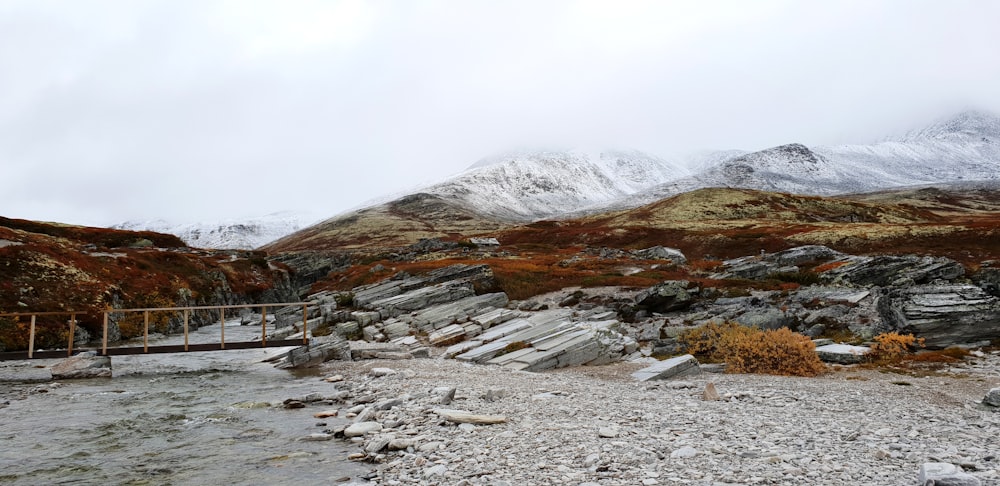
[301,351,1000,486]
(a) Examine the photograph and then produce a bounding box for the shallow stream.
[0,319,371,485]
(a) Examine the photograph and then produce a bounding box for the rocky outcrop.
[632,246,687,264]
[454,309,636,372]
[634,280,697,313]
[273,335,351,369]
[713,245,842,280]
[877,284,1000,348]
[822,255,965,287]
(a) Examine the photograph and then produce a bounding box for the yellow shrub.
[867,332,925,365]
[680,322,826,377]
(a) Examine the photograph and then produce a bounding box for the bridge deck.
[0,339,308,361]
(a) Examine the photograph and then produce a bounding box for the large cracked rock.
[822,255,965,287]
[877,284,1000,348]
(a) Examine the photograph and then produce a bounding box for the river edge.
[3,349,999,485]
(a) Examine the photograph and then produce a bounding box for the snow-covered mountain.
[613,110,1000,208]
[423,149,690,221]
[113,211,317,250]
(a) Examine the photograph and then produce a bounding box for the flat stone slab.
[918,462,981,486]
[632,354,701,381]
[434,409,507,424]
[815,344,870,364]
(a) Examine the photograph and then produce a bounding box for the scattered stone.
[484,388,507,402]
[598,427,619,438]
[436,387,457,405]
[424,464,447,478]
[388,438,417,451]
[283,400,305,409]
[324,374,345,383]
[343,421,383,437]
[313,409,339,418]
[702,382,721,401]
[370,367,397,377]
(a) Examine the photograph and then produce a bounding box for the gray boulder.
[50,352,112,379]
[635,281,697,313]
[735,308,794,331]
[633,246,687,264]
[877,284,1000,348]
[983,388,1000,407]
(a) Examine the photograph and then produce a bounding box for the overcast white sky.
[2,0,1000,227]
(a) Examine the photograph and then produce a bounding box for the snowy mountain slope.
[113,211,317,250]
[423,149,690,221]
[613,110,1000,208]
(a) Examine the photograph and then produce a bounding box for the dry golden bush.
[867,332,925,365]
[679,322,826,377]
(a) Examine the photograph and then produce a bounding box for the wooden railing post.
[219,308,225,349]
[67,313,76,356]
[261,306,267,347]
[302,303,309,345]
[102,309,109,356]
[183,309,189,351]
[143,310,149,353]
[28,315,36,359]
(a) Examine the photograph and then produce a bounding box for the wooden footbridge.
[0,303,313,361]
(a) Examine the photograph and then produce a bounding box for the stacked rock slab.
[453,309,635,372]
[877,284,1000,348]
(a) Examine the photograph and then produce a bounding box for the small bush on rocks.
[680,322,826,376]
[867,332,925,365]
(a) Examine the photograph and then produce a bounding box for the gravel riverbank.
[306,352,1000,485]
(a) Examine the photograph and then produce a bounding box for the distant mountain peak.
[904,109,1000,141]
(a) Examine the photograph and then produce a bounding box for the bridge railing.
[0,302,314,359]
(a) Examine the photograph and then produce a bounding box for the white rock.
[917,462,981,486]
[670,446,698,459]
[343,421,383,437]
[424,464,447,477]
[371,367,397,377]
